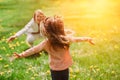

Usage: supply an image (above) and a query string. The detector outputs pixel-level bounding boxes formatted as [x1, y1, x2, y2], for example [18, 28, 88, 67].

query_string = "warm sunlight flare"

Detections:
[60, 0, 118, 17]
[81, 0, 110, 17]
[59, 0, 120, 29]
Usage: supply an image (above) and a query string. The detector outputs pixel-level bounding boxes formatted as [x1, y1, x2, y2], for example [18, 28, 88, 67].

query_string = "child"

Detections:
[11, 16, 94, 80]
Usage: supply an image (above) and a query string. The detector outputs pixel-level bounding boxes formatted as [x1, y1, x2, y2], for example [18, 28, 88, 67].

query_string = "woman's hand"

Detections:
[7, 36, 16, 42]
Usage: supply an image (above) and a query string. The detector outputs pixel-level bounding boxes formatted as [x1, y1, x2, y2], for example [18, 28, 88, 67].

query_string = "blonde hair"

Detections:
[33, 9, 45, 21]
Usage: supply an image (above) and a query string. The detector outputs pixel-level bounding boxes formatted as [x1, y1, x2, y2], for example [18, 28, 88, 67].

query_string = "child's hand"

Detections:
[88, 38, 95, 45]
[10, 52, 21, 62]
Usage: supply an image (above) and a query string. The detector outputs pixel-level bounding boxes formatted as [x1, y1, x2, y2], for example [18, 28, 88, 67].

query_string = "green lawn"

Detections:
[0, 0, 120, 80]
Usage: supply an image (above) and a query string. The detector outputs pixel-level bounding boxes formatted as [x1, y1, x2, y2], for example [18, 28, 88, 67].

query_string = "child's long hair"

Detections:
[44, 16, 70, 50]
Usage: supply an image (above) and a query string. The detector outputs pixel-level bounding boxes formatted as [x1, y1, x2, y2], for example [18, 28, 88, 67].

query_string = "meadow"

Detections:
[0, 0, 120, 80]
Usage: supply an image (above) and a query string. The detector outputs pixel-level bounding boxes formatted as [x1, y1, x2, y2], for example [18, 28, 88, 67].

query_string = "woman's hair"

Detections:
[33, 9, 45, 21]
[44, 16, 70, 50]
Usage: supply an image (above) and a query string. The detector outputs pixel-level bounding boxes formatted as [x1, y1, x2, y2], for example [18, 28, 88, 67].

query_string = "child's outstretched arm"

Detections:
[10, 40, 47, 62]
[70, 37, 95, 45]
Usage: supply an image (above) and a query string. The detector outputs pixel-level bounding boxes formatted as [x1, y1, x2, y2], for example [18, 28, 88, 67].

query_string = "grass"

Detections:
[0, 0, 120, 80]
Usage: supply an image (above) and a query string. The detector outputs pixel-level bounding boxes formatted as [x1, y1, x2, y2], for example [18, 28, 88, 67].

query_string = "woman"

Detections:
[7, 9, 46, 47]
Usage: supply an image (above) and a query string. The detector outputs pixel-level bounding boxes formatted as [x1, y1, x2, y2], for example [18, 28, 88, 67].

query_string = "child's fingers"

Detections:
[89, 40, 95, 45]
[13, 52, 20, 58]
[9, 52, 20, 62]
